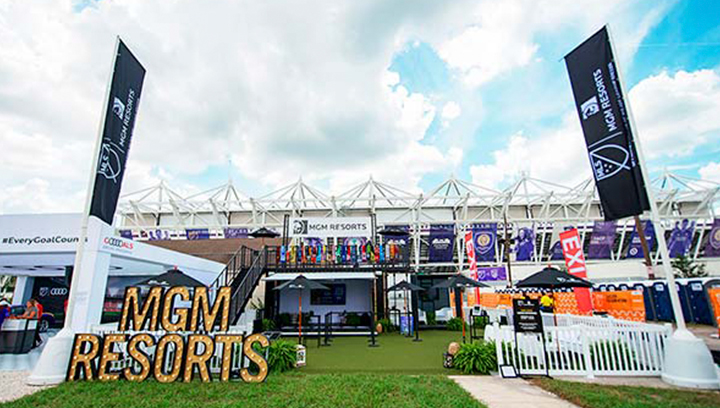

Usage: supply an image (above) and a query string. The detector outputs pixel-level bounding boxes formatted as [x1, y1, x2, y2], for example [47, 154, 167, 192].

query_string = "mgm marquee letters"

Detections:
[67, 286, 269, 383]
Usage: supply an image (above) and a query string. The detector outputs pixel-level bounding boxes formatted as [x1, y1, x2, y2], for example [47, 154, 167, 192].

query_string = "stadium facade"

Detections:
[117, 171, 720, 282]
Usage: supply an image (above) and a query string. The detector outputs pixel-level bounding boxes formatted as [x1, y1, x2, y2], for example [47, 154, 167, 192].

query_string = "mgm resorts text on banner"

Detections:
[89, 39, 146, 225]
[564, 26, 649, 221]
[289, 217, 372, 238]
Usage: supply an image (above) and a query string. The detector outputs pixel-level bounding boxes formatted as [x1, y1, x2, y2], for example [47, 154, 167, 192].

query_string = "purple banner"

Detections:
[119, 230, 134, 240]
[476, 265, 507, 281]
[147, 229, 170, 241]
[428, 229, 454, 262]
[668, 219, 695, 257]
[186, 228, 210, 240]
[703, 218, 720, 258]
[473, 223, 496, 262]
[514, 227, 535, 261]
[626, 220, 656, 258]
[587, 221, 616, 259]
[223, 227, 249, 238]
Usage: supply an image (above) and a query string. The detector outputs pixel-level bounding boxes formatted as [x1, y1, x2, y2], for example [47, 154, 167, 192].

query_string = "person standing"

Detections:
[540, 292, 554, 313]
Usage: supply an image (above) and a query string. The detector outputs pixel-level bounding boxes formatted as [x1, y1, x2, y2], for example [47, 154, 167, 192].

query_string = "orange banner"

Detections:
[592, 290, 646, 322]
[708, 288, 720, 335]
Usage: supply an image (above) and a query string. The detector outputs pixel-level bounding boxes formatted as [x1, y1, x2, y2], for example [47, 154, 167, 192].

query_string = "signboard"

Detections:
[626, 220, 655, 258]
[0, 213, 81, 254]
[464, 231, 477, 274]
[67, 286, 269, 383]
[564, 26, 650, 221]
[668, 219, 696, 257]
[512, 298, 543, 333]
[559, 228, 593, 314]
[514, 226, 535, 261]
[223, 227, 249, 239]
[473, 223, 496, 262]
[587, 221, 616, 259]
[186, 228, 210, 240]
[289, 217, 371, 238]
[89, 39, 146, 225]
[476, 266, 507, 281]
[704, 218, 720, 257]
[428, 229, 455, 262]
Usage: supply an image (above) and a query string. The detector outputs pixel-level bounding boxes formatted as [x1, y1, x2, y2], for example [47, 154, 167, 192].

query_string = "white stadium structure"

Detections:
[117, 171, 720, 281]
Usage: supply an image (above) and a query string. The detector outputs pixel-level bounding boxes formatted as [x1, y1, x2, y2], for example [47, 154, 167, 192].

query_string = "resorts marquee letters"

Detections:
[66, 286, 269, 383]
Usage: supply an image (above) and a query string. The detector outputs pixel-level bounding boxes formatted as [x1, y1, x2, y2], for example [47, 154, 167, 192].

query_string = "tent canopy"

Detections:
[515, 267, 593, 289]
[431, 274, 489, 289]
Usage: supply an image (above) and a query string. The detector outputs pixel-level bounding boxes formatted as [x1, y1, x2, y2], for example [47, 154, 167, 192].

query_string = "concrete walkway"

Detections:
[0, 371, 50, 403]
[450, 376, 580, 408]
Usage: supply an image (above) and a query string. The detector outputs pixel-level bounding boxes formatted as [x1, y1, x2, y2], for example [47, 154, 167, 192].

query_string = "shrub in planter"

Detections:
[426, 311, 437, 325]
[452, 341, 497, 374]
[345, 312, 361, 326]
[262, 318, 276, 331]
[267, 340, 297, 373]
[446, 317, 465, 331]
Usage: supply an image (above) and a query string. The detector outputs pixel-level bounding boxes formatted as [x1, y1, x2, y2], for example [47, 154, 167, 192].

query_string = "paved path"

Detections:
[450, 376, 580, 408]
[0, 371, 50, 403]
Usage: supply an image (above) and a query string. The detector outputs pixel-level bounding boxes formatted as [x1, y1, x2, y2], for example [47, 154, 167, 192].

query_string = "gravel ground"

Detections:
[0, 371, 52, 403]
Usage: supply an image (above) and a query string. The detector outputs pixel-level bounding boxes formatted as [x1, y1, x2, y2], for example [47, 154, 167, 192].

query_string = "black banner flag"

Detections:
[564, 26, 650, 221]
[89, 39, 146, 225]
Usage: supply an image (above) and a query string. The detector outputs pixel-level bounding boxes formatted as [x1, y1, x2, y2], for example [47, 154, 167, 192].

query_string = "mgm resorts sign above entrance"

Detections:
[66, 286, 269, 383]
[289, 217, 372, 238]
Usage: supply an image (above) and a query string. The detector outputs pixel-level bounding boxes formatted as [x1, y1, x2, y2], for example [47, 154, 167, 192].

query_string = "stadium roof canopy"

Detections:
[117, 171, 719, 232]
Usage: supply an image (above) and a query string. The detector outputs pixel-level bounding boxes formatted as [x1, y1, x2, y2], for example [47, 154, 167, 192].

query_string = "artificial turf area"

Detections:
[0, 373, 486, 408]
[298, 329, 467, 374]
[533, 379, 720, 408]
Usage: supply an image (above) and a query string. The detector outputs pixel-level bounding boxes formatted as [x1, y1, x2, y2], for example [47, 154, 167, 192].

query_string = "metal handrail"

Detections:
[229, 247, 267, 323]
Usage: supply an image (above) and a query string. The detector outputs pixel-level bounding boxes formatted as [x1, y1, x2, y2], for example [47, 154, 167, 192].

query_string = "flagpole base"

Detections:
[661, 328, 719, 390]
[26, 328, 75, 386]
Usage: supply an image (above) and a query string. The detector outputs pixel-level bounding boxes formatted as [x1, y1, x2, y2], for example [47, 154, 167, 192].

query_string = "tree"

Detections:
[0, 275, 15, 299]
[671, 255, 707, 278]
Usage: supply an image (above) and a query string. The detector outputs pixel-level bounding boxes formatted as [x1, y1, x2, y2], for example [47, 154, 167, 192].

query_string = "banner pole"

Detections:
[62, 37, 120, 330]
[605, 25, 686, 331]
[633, 215, 655, 280]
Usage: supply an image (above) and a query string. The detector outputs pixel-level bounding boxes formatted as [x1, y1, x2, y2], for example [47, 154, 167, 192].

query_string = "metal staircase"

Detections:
[209, 245, 268, 325]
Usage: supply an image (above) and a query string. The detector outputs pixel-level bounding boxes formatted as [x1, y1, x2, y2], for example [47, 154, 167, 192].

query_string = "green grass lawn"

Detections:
[1, 373, 485, 408]
[533, 379, 720, 408]
[298, 329, 467, 374]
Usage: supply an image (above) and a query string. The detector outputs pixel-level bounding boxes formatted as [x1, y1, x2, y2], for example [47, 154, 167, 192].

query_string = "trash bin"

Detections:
[675, 282, 694, 323]
[295, 344, 306, 367]
[687, 280, 713, 325]
[650, 282, 674, 322]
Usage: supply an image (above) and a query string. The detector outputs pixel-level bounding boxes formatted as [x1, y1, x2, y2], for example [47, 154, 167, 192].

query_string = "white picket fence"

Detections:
[89, 324, 252, 374]
[484, 320, 672, 377]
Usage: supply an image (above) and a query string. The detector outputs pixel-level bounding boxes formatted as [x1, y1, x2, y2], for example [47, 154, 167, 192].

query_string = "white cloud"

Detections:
[469, 115, 590, 189]
[0, 0, 677, 213]
[471, 67, 720, 190]
[441, 101, 461, 128]
[629, 69, 720, 158]
[699, 162, 720, 184]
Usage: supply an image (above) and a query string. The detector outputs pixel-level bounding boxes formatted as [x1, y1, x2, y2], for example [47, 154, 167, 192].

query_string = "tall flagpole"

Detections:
[28, 37, 123, 386]
[63, 37, 121, 329]
[607, 25, 717, 389]
[605, 26, 686, 330]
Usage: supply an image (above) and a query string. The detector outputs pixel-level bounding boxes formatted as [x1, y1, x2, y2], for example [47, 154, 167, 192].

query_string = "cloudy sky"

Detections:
[1, 0, 719, 213]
